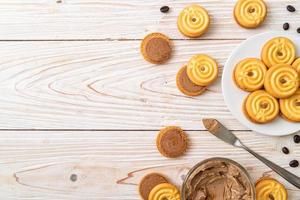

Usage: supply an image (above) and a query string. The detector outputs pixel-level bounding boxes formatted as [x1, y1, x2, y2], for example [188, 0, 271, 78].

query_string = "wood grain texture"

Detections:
[1, 0, 300, 199]
[0, 40, 248, 130]
[0, 130, 299, 199]
[0, 0, 299, 40]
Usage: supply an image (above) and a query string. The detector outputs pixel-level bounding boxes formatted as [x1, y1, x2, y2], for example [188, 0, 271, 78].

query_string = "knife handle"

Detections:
[242, 144, 300, 189]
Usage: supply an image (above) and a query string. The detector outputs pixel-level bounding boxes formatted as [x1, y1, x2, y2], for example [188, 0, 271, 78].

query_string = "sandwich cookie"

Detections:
[234, 58, 267, 92]
[156, 126, 188, 158]
[264, 64, 299, 98]
[261, 37, 296, 68]
[177, 5, 210, 38]
[141, 33, 172, 64]
[234, 0, 267, 29]
[139, 173, 168, 200]
[186, 54, 219, 86]
[244, 90, 279, 124]
[176, 65, 206, 96]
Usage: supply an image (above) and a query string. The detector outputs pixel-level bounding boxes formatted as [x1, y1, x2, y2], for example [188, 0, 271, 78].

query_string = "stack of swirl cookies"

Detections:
[234, 37, 300, 124]
[176, 55, 218, 96]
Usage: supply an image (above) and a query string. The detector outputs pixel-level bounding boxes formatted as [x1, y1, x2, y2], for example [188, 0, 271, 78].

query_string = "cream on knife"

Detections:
[202, 118, 300, 189]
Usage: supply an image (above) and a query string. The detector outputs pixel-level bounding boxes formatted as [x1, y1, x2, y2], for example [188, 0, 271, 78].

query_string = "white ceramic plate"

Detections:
[222, 32, 300, 136]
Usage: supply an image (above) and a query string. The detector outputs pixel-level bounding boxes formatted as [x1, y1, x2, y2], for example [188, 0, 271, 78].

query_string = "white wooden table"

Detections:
[0, 0, 299, 199]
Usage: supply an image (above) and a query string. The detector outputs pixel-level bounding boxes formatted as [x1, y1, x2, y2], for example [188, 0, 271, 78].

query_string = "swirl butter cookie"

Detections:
[234, 58, 267, 91]
[186, 54, 218, 86]
[264, 64, 299, 98]
[261, 37, 296, 68]
[177, 5, 210, 38]
[244, 90, 279, 124]
[139, 173, 168, 200]
[234, 0, 267, 29]
[176, 65, 206, 96]
[292, 57, 300, 84]
[256, 178, 287, 200]
[141, 33, 172, 64]
[156, 126, 188, 158]
[148, 183, 180, 200]
[280, 89, 300, 122]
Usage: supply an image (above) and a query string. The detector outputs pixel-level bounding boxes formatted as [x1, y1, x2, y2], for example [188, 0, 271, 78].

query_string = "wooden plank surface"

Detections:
[0, 130, 299, 199]
[0, 40, 246, 130]
[1, 0, 300, 199]
[0, 0, 299, 40]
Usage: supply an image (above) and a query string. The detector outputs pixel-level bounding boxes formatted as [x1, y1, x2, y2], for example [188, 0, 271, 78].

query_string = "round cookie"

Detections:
[264, 64, 299, 98]
[141, 33, 172, 64]
[256, 178, 287, 200]
[244, 90, 279, 124]
[148, 183, 180, 200]
[292, 57, 300, 84]
[234, 0, 267, 29]
[139, 173, 168, 200]
[261, 37, 296, 68]
[280, 89, 300, 122]
[176, 65, 206, 96]
[156, 126, 188, 158]
[177, 5, 210, 38]
[186, 54, 219, 86]
[234, 58, 267, 92]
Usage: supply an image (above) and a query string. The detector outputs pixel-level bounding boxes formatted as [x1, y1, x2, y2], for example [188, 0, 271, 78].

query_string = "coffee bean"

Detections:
[294, 135, 300, 143]
[282, 147, 289, 154]
[297, 27, 300, 34]
[287, 5, 296, 12]
[70, 174, 77, 182]
[283, 23, 290, 30]
[289, 160, 299, 168]
[160, 6, 169, 13]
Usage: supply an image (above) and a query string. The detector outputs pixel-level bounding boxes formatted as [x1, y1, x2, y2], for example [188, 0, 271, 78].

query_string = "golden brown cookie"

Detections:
[141, 33, 172, 64]
[256, 178, 287, 200]
[292, 57, 300, 84]
[156, 126, 188, 158]
[280, 89, 300, 122]
[186, 54, 219, 86]
[264, 64, 299, 98]
[138, 173, 168, 200]
[177, 5, 210, 38]
[148, 183, 180, 200]
[261, 37, 296, 68]
[234, 58, 267, 92]
[244, 90, 279, 124]
[234, 0, 267, 29]
[176, 65, 206, 96]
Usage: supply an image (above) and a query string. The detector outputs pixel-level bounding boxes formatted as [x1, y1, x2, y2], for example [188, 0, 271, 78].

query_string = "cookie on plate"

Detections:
[186, 54, 218, 86]
[139, 173, 168, 200]
[177, 5, 210, 38]
[256, 178, 287, 200]
[234, 58, 267, 92]
[148, 183, 180, 200]
[264, 64, 299, 98]
[261, 37, 296, 68]
[244, 90, 279, 124]
[234, 0, 267, 29]
[176, 65, 206, 96]
[156, 126, 188, 158]
[141, 33, 172, 64]
[292, 57, 300, 84]
[280, 89, 300, 122]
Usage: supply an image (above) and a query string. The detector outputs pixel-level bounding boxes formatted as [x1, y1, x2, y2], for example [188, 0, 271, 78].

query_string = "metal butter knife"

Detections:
[202, 118, 300, 189]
